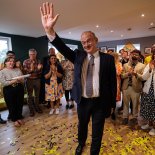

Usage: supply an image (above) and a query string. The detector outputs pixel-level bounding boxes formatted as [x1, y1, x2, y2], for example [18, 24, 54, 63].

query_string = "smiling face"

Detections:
[130, 51, 140, 62]
[81, 31, 98, 54]
[29, 50, 37, 60]
[5, 58, 16, 69]
[48, 48, 55, 56]
[49, 55, 57, 65]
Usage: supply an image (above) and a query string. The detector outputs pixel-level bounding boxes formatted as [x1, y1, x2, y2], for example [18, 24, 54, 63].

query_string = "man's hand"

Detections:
[30, 63, 35, 71]
[40, 2, 59, 36]
[37, 64, 43, 70]
[128, 67, 134, 76]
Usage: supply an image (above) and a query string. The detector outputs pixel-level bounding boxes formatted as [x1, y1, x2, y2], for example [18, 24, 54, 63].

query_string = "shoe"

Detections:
[14, 121, 21, 127]
[66, 104, 69, 109]
[30, 111, 35, 117]
[49, 109, 54, 115]
[122, 118, 128, 125]
[17, 120, 25, 125]
[55, 108, 59, 115]
[0, 117, 7, 124]
[129, 118, 137, 126]
[141, 124, 153, 130]
[69, 104, 74, 109]
[75, 144, 84, 155]
[149, 128, 155, 136]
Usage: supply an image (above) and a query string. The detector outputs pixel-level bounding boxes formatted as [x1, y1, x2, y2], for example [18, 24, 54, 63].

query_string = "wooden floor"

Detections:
[0, 97, 155, 155]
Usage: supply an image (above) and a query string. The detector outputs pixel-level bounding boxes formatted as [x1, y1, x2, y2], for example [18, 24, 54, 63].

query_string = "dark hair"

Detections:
[6, 51, 15, 55]
[107, 49, 114, 53]
[151, 50, 155, 61]
[131, 49, 141, 55]
[4, 57, 16, 68]
[49, 54, 57, 65]
[119, 49, 128, 54]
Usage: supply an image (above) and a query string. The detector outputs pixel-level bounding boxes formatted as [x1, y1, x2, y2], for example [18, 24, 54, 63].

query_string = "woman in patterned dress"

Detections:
[61, 58, 74, 109]
[44, 55, 63, 115]
[140, 50, 155, 136]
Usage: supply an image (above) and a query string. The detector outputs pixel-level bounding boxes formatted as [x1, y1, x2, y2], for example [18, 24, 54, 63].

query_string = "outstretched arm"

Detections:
[40, 2, 59, 36]
[40, 2, 76, 63]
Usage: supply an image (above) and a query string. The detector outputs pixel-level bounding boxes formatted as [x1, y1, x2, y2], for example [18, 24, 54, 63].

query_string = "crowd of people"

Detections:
[0, 2, 155, 155]
[109, 45, 155, 137]
[0, 47, 75, 126]
[39, 2, 155, 155]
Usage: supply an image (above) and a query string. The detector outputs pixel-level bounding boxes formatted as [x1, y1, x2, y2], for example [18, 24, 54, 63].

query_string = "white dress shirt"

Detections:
[46, 33, 100, 98]
[81, 51, 100, 98]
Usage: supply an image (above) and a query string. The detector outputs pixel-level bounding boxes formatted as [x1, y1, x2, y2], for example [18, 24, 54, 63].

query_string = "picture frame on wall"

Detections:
[100, 46, 107, 53]
[144, 47, 151, 54]
[108, 47, 115, 52]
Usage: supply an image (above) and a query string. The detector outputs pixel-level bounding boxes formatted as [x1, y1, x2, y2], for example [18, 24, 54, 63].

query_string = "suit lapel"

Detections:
[99, 52, 104, 86]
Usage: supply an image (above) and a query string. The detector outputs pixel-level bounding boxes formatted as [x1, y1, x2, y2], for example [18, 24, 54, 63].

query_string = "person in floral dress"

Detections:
[61, 58, 74, 109]
[44, 54, 64, 115]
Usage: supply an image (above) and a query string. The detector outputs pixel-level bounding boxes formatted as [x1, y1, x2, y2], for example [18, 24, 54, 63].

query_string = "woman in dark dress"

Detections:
[140, 50, 155, 136]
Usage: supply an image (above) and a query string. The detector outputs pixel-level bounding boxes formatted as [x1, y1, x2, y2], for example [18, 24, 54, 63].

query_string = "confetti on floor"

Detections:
[0, 103, 155, 155]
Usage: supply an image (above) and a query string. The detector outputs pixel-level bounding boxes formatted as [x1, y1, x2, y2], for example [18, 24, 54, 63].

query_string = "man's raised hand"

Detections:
[40, 2, 59, 35]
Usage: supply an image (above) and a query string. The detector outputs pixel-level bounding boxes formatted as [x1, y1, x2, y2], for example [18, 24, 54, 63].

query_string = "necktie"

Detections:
[86, 55, 94, 97]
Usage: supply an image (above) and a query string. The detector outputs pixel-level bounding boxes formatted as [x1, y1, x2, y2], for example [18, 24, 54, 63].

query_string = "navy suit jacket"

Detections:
[51, 34, 117, 118]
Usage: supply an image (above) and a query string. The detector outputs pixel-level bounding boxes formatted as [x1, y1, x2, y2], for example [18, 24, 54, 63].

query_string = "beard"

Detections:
[132, 56, 138, 61]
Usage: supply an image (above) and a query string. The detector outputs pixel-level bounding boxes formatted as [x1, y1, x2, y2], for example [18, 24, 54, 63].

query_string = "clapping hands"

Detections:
[37, 63, 43, 70]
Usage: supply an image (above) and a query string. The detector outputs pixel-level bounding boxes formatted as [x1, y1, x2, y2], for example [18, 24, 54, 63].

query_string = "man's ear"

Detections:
[95, 37, 98, 43]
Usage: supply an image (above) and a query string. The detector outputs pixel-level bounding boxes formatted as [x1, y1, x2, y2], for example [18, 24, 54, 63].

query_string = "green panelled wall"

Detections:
[0, 32, 82, 63]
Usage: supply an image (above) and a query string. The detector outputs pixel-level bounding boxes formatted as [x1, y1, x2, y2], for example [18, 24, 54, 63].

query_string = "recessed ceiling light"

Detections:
[121, 34, 124, 37]
[69, 32, 72, 34]
[150, 22, 154, 26]
[127, 28, 132, 31]
[96, 25, 99, 28]
[110, 30, 114, 33]
[141, 13, 145, 17]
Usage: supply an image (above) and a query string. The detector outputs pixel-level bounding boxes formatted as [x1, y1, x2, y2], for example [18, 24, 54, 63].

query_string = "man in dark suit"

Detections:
[40, 2, 117, 155]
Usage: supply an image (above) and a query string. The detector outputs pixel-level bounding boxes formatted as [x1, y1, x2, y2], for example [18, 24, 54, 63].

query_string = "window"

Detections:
[66, 44, 78, 50]
[0, 36, 12, 63]
[48, 43, 78, 54]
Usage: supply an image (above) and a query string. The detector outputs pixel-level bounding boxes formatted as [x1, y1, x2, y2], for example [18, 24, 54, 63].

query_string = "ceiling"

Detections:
[0, 0, 155, 42]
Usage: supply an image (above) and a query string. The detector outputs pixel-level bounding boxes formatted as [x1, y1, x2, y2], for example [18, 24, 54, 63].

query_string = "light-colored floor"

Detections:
[0, 97, 155, 155]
